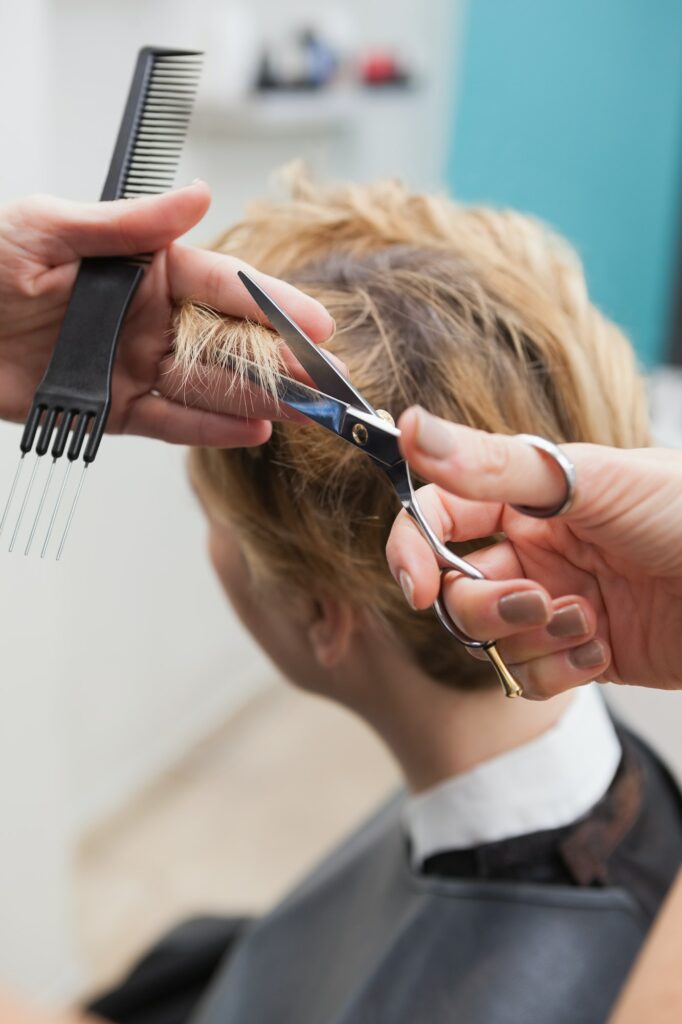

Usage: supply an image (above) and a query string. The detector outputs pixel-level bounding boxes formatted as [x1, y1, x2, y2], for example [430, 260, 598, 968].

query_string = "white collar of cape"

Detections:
[404, 683, 621, 869]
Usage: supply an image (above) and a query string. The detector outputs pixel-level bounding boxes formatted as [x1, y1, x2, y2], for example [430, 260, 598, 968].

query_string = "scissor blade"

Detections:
[233, 357, 402, 468]
[276, 374, 348, 435]
[234, 356, 348, 435]
[237, 270, 376, 415]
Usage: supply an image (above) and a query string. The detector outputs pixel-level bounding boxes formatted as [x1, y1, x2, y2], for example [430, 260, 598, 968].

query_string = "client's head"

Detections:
[177, 173, 648, 716]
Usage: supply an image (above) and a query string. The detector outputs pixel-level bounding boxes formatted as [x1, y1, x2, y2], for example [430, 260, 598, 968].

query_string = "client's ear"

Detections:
[308, 597, 355, 669]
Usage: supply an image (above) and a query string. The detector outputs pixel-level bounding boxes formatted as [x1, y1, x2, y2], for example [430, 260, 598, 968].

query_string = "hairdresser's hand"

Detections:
[0, 185, 333, 447]
[0, 989, 99, 1024]
[386, 407, 682, 699]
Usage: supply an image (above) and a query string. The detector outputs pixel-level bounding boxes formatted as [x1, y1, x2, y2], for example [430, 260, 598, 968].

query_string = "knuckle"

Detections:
[115, 206, 139, 254]
[6, 266, 35, 299]
[17, 192, 52, 217]
[478, 434, 512, 478]
[416, 482, 440, 501]
[518, 659, 546, 699]
[205, 257, 226, 307]
[443, 577, 475, 636]
[413, 482, 441, 515]
[386, 509, 426, 563]
[414, 482, 455, 537]
[27, 194, 72, 238]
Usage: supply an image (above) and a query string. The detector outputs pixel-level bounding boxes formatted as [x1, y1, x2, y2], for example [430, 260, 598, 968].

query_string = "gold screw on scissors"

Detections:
[237, 272, 576, 699]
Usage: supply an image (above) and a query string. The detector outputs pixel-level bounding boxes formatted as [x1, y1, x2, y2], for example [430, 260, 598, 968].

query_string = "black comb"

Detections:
[1, 46, 203, 559]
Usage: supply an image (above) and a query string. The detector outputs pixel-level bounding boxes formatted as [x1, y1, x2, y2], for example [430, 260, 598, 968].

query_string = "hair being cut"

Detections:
[175, 171, 649, 690]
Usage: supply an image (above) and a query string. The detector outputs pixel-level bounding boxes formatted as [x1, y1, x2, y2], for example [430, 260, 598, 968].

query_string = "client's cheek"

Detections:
[206, 527, 274, 643]
[205, 525, 315, 684]
[207, 528, 230, 586]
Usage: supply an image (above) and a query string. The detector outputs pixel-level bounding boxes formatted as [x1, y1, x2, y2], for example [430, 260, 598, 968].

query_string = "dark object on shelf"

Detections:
[255, 28, 338, 92]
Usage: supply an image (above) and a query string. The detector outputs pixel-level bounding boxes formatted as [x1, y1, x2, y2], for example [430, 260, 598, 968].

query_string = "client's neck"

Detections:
[338, 627, 573, 794]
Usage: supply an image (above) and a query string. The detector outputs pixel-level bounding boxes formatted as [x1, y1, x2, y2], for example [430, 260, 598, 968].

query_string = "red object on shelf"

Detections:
[360, 50, 400, 85]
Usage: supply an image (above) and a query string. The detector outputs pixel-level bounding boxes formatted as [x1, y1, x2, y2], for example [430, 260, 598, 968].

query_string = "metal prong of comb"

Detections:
[24, 458, 56, 556]
[56, 463, 88, 561]
[9, 455, 40, 553]
[22, 406, 64, 554]
[3, 398, 45, 539]
[0, 453, 26, 535]
[41, 460, 72, 559]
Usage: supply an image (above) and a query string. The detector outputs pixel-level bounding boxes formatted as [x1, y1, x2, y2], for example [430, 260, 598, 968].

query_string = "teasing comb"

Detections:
[1, 46, 203, 559]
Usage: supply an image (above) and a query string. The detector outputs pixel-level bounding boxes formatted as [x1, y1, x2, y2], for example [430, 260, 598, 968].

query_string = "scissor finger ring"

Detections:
[510, 434, 576, 519]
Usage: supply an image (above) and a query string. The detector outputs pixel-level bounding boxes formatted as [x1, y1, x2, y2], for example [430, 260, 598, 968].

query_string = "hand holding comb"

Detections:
[1, 46, 203, 559]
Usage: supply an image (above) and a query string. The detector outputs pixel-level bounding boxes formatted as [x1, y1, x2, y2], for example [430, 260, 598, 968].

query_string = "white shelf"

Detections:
[193, 86, 419, 138]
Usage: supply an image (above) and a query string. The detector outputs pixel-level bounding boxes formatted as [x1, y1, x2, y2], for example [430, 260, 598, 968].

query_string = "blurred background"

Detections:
[0, 0, 681, 1006]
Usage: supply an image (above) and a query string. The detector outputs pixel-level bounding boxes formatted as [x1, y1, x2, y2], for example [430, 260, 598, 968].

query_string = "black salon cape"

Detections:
[91, 728, 682, 1024]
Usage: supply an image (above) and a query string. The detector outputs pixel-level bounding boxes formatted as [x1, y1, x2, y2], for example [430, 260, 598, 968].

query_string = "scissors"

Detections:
[238, 270, 524, 698]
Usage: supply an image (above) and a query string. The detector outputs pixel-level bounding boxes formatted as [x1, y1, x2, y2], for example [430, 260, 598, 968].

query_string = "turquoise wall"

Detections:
[448, 0, 682, 365]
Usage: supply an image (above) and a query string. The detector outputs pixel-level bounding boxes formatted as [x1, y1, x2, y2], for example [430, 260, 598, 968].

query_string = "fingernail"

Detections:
[569, 639, 606, 670]
[547, 604, 588, 638]
[399, 570, 416, 609]
[498, 591, 548, 626]
[414, 408, 455, 460]
[191, 177, 205, 185]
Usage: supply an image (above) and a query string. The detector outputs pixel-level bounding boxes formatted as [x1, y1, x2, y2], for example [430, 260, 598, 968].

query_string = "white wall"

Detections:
[0, 0, 84, 1000]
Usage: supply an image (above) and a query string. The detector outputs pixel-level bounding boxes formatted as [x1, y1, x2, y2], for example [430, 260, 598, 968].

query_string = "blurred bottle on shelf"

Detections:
[256, 27, 339, 92]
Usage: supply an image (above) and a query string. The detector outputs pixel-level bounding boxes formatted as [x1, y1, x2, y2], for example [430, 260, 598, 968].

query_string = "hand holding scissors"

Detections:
[387, 408, 682, 699]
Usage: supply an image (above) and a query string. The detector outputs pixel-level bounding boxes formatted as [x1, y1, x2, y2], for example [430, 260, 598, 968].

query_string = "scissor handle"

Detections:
[432, 584, 523, 698]
[404, 492, 523, 699]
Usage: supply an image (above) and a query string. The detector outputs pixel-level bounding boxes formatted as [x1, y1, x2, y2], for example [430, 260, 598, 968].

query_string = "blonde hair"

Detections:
[175, 173, 649, 689]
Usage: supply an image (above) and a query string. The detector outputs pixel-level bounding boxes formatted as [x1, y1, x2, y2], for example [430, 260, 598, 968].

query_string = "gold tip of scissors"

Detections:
[485, 643, 524, 698]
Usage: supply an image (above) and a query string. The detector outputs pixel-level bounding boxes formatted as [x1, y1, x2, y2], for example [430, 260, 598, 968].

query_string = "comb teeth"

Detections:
[121, 52, 202, 199]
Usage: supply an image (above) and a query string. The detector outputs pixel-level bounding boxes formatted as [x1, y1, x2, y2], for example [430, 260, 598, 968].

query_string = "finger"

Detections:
[0, 989, 101, 1023]
[157, 356, 311, 424]
[440, 574, 553, 642]
[458, 537, 526, 581]
[125, 393, 272, 447]
[158, 357, 282, 421]
[391, 523, 530, 612]
[513, 638, 611, 701]
[398, 406, 572, 511]
[168, 246, 335, 344]
[27, 182, 212, 262]
[385, 483, 506, 608]
[386, 511, 440, 607]
[468, 596, 596, 663]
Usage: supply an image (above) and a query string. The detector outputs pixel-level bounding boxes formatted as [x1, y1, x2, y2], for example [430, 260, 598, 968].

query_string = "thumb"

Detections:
[398, 406, 627, 518]
[21, 181, 211, 263]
